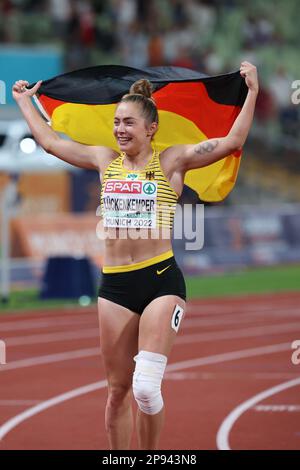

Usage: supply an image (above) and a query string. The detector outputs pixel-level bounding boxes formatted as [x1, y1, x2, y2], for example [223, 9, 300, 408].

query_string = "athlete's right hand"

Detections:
[12, 80, 42, 101]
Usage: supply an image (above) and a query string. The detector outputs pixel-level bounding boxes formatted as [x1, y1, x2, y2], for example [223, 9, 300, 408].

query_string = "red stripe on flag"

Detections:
[153, 82, 241, 140]
[39, 95, 65, 117]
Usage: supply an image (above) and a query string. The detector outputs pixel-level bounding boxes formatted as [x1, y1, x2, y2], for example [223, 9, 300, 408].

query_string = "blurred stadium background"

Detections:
[0, 0, 300, 311]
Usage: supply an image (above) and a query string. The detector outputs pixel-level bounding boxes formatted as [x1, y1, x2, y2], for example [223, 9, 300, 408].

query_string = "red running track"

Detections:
[0, 291, 300, 450]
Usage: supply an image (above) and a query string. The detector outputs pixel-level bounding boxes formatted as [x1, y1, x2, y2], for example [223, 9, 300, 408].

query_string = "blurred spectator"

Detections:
[119, 20, 149, 68]
[163, 22, 196, 64]
[112, 0, 137, 31]
[242, 13, 275, 48]
[201, 46, 224, 74]
[49, 0, 71, 41]
[0, 0, 299, 157]
[185, 0, 216, 36]
[148, 30, 164, 67]
[0, 0, 13, 14]
[269, 66, 299, 137]
[255, 86, 275, 123]
[171, 46, 197, 70]
[77, 0, 96, 47]
[136, 0, 153, 23]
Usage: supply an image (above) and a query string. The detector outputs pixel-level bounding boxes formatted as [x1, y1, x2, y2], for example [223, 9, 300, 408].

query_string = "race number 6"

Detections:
[171, 305, 184, 333]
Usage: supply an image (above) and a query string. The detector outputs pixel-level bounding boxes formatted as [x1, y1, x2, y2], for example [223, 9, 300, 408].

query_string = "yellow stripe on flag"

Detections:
[52, 102, 240, 201]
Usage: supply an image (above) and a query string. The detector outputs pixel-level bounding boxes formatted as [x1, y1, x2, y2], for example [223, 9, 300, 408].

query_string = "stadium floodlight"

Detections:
[0, 119, 78, 173]
[19, 137, 37, 154]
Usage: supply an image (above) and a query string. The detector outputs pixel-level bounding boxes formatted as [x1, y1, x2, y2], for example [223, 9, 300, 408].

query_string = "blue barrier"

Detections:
[40, 256, 95, 299]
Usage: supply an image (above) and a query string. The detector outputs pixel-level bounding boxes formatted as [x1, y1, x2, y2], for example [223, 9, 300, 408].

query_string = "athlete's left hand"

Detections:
[240, 61, 259, 94]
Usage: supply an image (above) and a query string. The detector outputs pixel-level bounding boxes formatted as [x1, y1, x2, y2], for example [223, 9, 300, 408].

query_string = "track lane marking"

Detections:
[0, 348, 100, 372]
[216, 377, 300, 450]
[3, 321, 300, 349]
[0, 341, 293, 442]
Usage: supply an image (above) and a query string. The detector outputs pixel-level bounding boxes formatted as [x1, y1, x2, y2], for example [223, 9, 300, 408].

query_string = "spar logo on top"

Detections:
[104, 180, 157, 196]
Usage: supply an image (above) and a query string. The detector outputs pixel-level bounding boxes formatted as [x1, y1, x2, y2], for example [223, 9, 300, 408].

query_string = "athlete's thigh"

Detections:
[98, 298, 140, 383]
[138, 295, 186, 357]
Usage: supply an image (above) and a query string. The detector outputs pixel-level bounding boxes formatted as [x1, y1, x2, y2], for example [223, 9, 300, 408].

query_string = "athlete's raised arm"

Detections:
[165, 62, 259, 172]
[12, 80, 116, 170]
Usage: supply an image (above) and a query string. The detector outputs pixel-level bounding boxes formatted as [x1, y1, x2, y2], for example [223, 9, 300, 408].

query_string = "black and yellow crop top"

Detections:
[100, 149, 178, 230]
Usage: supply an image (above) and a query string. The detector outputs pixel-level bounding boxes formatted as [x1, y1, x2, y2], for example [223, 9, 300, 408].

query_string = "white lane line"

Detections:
[2, 305, 297, 343]
[0, 316, 94, 332]
[0, 348, 100, 372]
[4, 319, 300, 349]
[176, 322, 300, 344]
[254, 404, 300, 412]
[1, 297, 298, 330]
[186, 300, 300, 315]
[1, 323, 296, 372]
[0, 381, 107, 441]
[216, 377, 300, 450]
[5, 328, 99, 346]
[166, 342, 291, 372]
[186, 307, 300, 320]
[0, 341, 292, 442]
[1, 301, 298, 346]
[165, 372, 299, 381]
[183, 309, 300, 328]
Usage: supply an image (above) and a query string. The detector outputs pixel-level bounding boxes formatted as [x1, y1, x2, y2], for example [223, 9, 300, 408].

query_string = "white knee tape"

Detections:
[132, 350, 167, 415]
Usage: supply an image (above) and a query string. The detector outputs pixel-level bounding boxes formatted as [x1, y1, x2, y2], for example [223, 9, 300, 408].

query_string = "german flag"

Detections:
[34, 65, 247, 201]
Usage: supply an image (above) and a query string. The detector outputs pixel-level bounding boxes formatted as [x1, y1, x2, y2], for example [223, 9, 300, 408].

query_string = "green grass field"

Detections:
[186, 264, 300, 298]
[0, 290, 82, 314]
[1, 264, 299, 314]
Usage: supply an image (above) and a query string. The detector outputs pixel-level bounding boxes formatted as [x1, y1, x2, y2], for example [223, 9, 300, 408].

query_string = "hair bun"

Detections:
[129, 79, 153, 98]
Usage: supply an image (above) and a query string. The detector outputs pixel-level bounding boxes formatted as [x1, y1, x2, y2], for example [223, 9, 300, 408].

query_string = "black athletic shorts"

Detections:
[98, 256, 186, 315]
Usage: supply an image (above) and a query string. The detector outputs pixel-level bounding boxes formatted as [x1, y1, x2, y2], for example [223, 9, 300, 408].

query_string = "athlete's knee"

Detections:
[132, 350, 167, 415]
[108, 381, 132, 409]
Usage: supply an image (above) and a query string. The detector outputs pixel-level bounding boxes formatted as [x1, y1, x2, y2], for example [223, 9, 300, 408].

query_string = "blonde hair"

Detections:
[120, 79, 159, 125]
